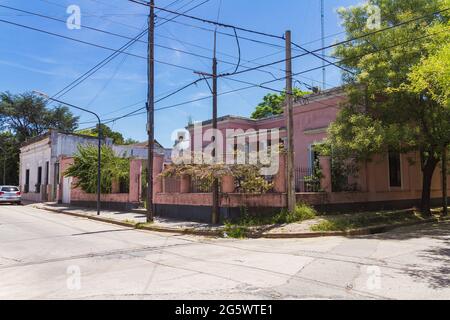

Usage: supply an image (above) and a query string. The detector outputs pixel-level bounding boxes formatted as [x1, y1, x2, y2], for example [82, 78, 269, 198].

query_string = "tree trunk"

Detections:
[442, 147, 448, 216]
[421, 156, 439, 215]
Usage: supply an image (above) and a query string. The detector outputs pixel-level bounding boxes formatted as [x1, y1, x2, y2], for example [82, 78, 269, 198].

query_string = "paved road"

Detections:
[0, 205, 449, 300]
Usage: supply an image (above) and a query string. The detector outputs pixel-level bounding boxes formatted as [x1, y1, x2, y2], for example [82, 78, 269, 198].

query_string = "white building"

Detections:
[19, 130, 113, 202]
[19, 130, 170, 203]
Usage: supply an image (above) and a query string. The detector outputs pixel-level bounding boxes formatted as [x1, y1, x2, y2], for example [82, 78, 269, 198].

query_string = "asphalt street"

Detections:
[0, 204, 449, 299]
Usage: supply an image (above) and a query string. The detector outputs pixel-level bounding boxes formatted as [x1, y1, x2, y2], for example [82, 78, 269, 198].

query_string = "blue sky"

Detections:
[0, 0, 360, 147]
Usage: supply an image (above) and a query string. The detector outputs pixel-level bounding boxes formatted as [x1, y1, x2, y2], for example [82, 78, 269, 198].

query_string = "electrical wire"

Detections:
[128, 0, 285, 40]
[79, 26, 447, 126]
[50, 0, 212, 99]
[0, 4, 250, 71]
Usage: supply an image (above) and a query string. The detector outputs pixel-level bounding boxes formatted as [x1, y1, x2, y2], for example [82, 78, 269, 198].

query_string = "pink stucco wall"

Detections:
[165, 87, 450, 209]
[154, 193, 287, 208]
[188, 91, 343, 169]
[316, 152, 450, 206]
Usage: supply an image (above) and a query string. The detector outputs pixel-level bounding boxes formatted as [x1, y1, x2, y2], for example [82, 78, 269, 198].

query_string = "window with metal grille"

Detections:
[388, 151, 402, 187]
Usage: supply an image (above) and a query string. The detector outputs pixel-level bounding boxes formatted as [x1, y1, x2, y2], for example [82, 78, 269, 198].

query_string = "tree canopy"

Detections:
[0, 92, 78, 141]
[251, 88, 310, 119]
[77, 124, 139, 145]
[323, 0, 450, 213]
[0, 91, 79, 185]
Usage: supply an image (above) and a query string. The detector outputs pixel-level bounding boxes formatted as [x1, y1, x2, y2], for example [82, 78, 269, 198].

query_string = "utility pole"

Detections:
[146, 0, 155, 223]
[285, 30, 296, 213]
[321, 0, 326, 90]
[211, 30, 220, 225]
[97, 124, 102, 216]
[193, 32, 220, 224]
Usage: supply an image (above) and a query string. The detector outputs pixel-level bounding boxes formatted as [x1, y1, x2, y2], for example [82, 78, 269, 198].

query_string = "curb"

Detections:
[32, 205, 223, 237]
[259, 216, 450, 239]
[32, 205, 449, 239]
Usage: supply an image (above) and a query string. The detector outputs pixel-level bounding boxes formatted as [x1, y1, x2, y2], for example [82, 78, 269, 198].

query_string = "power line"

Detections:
[2, 5, 444, 87]
[37, 0, 144, 32]
[129, 0, 286, 40]
[0, 3, 362, 81]
[52, 28, 149, 100]
[0, 4, 253, 71]
[155, 13, 350, 76]
[87, 27, 447, 125]
[150, 5, 450, 79]
[214, 7, 450, 80]
[0, 15, 288, 93]
[41, 0, 212, 100]
[4, 4, 446, 125]
[52, 0, 211, 99]
[290, 40, 355, 76]
[153, 14, 289, 50]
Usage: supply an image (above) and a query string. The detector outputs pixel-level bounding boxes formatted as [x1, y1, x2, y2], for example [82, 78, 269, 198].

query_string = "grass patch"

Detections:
[310, 210, 431, 232]
[273, 203, 317, 224]
[123, 219, 137, 225]
[223, 222, 249, 239]
[122, 220, 154, 229]
[223, 203, 317, 238]
[136, 222, 154, 229]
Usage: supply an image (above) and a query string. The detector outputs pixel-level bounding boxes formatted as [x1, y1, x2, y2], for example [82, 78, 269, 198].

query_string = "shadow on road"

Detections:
[357, 221, 450, 290]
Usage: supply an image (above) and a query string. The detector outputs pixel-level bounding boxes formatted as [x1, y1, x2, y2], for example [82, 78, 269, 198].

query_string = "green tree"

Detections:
[251, 88, 310, 119]
[77, 124, 137, 145]
[64, 145, 129, 194]
[0, 92, 79, 141]
[0, 132, 20, 185]
[405, 28, 450, 214]
[324, 0, 450, 214]
[0, 91, 79, 185]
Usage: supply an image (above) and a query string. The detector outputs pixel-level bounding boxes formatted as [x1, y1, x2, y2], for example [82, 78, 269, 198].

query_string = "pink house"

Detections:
[153, 87, 450, 222]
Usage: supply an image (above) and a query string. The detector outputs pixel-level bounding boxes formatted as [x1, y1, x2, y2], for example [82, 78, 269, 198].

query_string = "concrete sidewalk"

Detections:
[30, 202, 450, 239]
[31, 202, 224, 236]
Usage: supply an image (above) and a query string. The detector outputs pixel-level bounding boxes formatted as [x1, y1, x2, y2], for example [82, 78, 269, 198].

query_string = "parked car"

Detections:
[0, 186, 22, 205]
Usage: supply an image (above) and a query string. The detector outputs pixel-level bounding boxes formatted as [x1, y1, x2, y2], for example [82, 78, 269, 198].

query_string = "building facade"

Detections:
[19, 130, 168, 204]
[153, 87, 450, 222]
[19, 131, 113, 202]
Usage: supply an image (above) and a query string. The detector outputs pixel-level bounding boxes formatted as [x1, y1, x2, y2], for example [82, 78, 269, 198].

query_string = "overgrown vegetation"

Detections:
[223, 203, 317, 238]
[0, 92, 79, 184]
[251, 88, 311, 119]
[64, 145, 129, 194]
[77, 123, 138, 145]
[275, 203, 317, 224]
[310, 210, 431, 232]
[162, 162, 273, 194]
[321, 0, 450, 214]
[331, 158, 359, 192]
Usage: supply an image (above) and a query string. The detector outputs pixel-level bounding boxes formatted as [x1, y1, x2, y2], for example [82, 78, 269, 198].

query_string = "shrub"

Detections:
[161, 162, 273, 194]
[224, 222, 249, 238]
[64, 145, 129, 194]
[274, 203, 317, 224]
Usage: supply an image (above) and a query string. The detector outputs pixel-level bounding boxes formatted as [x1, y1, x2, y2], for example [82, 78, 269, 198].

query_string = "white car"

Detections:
[0, 186, 22, 205]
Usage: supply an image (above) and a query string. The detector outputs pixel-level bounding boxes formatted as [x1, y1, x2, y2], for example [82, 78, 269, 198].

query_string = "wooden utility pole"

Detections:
[211, 30, 220, 225]
[285, 30, 296, 213]
[146, 0, 155, 223]
[443, 147, 448, 216]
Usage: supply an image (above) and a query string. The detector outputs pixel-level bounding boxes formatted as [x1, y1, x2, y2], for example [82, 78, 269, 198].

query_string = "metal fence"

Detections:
[234, 175, 275, 194]
[190, 177, 214, 193]
[163, 177, 181, 193]
[295, 167, 320, 193]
